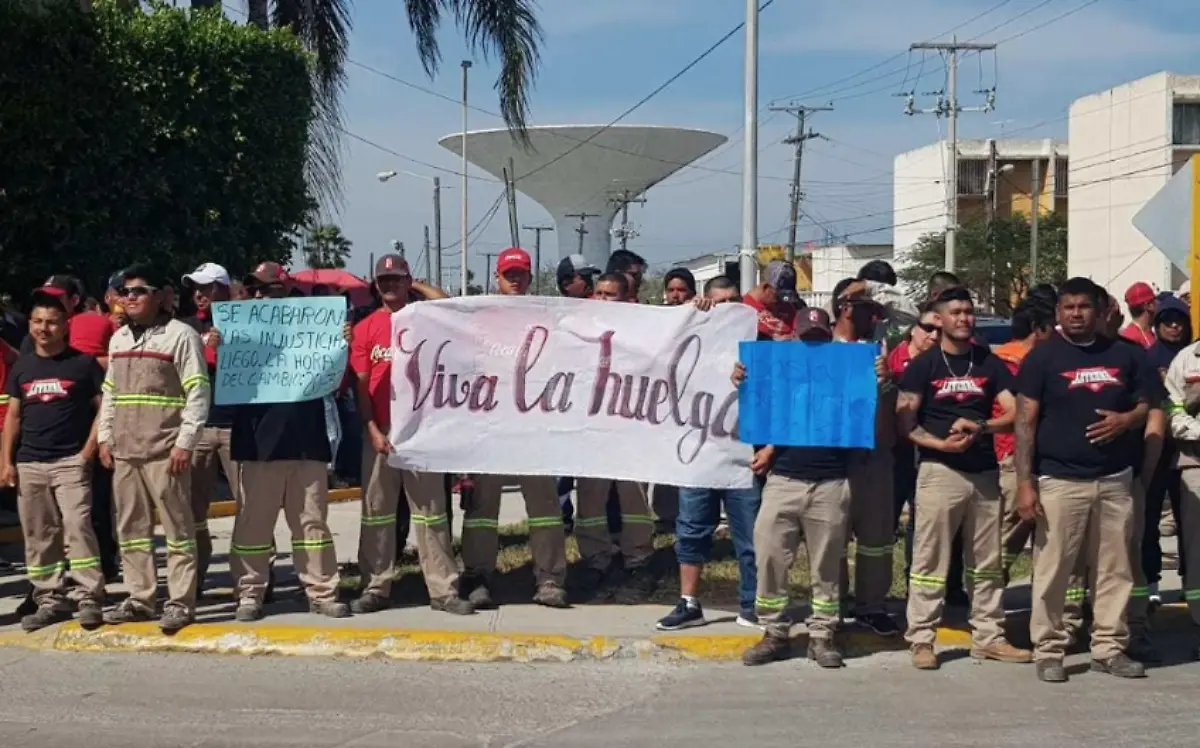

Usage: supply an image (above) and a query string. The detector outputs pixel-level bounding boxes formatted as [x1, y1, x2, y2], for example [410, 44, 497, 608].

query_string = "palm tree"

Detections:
[301, 224, 353, 269]
[203, 0, 542, 208]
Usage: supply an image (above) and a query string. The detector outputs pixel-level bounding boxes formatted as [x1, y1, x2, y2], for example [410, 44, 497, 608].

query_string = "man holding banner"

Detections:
[349, 255, 473, 616]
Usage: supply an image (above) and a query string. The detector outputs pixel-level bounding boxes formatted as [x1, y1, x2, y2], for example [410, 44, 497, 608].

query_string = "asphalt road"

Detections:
[1, 646, 1198, 747]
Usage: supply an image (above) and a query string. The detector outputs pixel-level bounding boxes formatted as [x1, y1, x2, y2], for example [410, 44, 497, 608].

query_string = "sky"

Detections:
[294, 0, 1200, 286]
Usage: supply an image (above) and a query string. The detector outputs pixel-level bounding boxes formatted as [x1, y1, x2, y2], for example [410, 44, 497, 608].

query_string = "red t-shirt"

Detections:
[69, 312, 117, 358]
[350, 307, 394, 429]
[887, 343, 914, 380]
[1119, 322, 1155, 349]
[743, 294, 797, 339]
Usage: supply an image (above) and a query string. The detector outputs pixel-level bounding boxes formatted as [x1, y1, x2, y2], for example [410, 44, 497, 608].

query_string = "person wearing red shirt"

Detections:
[743, 261, 800, 340]
[349, 255, 472, 616]
[1120, 282, 1158, 349]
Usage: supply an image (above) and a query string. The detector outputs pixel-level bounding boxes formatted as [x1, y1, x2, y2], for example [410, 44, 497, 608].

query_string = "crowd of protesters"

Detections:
[0, 249, 1197, 685]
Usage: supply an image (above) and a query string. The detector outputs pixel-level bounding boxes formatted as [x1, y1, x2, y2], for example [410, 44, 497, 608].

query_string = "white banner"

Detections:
[388, 296, 757, 489]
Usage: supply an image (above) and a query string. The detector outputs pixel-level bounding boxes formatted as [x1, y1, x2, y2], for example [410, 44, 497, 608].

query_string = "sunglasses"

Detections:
[917, 322, 940, 334]
[120, 285, 156, 298]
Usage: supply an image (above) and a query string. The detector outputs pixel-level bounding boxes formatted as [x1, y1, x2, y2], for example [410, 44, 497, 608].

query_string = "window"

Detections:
[957, 160, 987, 196]
[1054, 157, 1068, 197]
[1173, 102, 1200, 145]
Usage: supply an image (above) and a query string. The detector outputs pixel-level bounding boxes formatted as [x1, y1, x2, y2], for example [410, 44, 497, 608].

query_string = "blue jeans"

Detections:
[675, 485, 761, 615]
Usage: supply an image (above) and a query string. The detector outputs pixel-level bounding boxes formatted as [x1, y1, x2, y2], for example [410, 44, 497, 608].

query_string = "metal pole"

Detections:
[1030, 156, 1041, 284]
[786, 110, 806, 263]
[432, 176, 443, 288]
[738, 0, 758, 294]
[524, 225, 553, 295]
[422, 226, 431, 280]
[460, 60, 472, 296]
[946, 46, 958, 273]
[484, 253, 496, 294]
[506, 158, 520, 247]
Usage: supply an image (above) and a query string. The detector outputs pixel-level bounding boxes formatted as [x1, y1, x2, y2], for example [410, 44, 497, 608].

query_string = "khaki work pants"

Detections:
[905, 462, 1005, 648]
[841, 448, 894, 614]
[1031, 471, 1134, 662]
[1175, 468, 1200, 624]
[233, 460, 338, 605]
[462, 474, 566, 587]
[17, 454, 105, 605]
[753, 474, 849, 640]
[189, 426, 240, 584]
[575, 479, 653, 572]
[114, 457, 197, 612]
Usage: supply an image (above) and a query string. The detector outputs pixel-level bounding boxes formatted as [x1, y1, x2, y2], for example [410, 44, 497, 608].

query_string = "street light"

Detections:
[376, 169, 447, 286]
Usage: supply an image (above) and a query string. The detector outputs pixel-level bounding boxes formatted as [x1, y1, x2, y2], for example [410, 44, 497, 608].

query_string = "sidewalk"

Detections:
[0, 491, 1191, 663]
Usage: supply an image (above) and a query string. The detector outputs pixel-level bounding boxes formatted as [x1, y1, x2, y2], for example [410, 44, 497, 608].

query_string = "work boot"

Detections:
[21, 604, 72, 633]
[970, 639, 1033, 664]
[77, 599, 104, 630]
[532, 582, 570, 609]
[1090, 652, 1147, 679]
[464, 577, 496, 610]
[910, 644, 939, 670]
[235, 601, 264, 622]
[350, 592, 393, 615]
[309, 600, 351, 619]
[858, 612, 900, 637]
[431, 596, 476, 615]
[1036, 659, 1067, 683]
[612, 567, 657, 605]
[742, 632, 791, 666]
[807, 637, 844, 669]
[1127, 631, 1162, 664]
[159, 605, 194, 634]
[103, 599, 155, 625]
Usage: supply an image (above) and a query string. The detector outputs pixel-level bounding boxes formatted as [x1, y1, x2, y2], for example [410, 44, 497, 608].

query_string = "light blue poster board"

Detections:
[211, 298, 348, 406]
[737, 341, 878, 449]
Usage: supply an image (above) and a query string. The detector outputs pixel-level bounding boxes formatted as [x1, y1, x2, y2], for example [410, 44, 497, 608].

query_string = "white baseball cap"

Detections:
[182, 262, 231, 288]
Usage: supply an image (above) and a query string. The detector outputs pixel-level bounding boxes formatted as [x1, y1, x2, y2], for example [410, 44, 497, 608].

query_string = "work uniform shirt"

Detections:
[900, 344, 1012, 474]
[6, 348, 103, 463]
[350, 307, 394, 430]
[1016, 333, 1161, 480]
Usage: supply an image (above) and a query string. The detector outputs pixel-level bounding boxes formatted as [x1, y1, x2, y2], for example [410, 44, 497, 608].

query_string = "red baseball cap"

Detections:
[1125, 282, 1155, 307]
[496, 247, 532, 274]
[245, 261, 290, 286]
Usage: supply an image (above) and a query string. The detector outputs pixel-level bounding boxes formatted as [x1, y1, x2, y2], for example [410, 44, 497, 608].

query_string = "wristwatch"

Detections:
[975, 417, 989, 434]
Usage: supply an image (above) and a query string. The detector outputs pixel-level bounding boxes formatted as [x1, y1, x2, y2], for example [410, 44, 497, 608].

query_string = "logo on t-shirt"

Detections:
[931, 376, 988, 402]
[22, 379, 72, 402]
[369, 345, 392, 363]
[1061, 367, 1123, 392]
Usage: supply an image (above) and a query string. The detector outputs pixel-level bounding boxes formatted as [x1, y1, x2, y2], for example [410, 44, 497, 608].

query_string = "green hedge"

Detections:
[0, 0, 313, 300]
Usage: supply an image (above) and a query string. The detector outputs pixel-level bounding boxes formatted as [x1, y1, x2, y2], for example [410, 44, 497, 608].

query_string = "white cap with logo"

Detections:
[182, 262, 232, 288]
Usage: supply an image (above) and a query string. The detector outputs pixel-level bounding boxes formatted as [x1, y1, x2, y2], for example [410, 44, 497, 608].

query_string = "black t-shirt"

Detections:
[900, 344, 1013, 473]
[231, 398, 332, 463]
[1016, 333, 1162, 479]
[5, 348, 103, 463]
[771, 446, 850, 482]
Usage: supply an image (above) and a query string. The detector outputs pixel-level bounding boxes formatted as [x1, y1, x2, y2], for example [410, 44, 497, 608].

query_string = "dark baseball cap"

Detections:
[374, 254, 411, 279]
[44, 274, 84, 299]
[557, 254, 600, 286]
[795, 307, 832, 340]
[765, 260, 799, 304]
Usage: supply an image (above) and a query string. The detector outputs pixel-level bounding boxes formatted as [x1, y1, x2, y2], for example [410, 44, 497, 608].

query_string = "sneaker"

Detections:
[1090, 652, 1147, 678]
[21, 604, 71, 633]
[103, 600, 155, 625]
[235, 601, 264, 622]
[612, 567, 657, 605]
[970, 640, 1033, 664]
[159, 605, 194, 634]
[77, 600, 104, 630]
[532, 582, 570, 609]
[742, 633, 791, 666]
[1036, 659, 1067, 683]
[1128, 631, 1162, 664]
[808, 637, 844, 669]
[911, 643, 939, 670]
[431, 596, 476, 615]
[736, 612, 762, 629]
[309, 600, 351, 619]
[858, 612, 900, 637]
[656, 599, 705, 631]
[350, 592, 392, 615]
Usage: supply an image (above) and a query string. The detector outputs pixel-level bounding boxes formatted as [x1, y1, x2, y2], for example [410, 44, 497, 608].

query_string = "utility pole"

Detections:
[907, 38, 996, 273]
[770, 102, 832, 262]
[459, 60, 472, 297]
[483, 252, 498, 293]
[432, 176, 443, 288]
[739, 0, 759, 295]
[609, 190, 646, 252]
[505, 157, 520, 247]
[1031, 155, 1042, 284]
[422, 225, 431, 281]
[523, 225, 554, 294]
[565, 212, 598, 255]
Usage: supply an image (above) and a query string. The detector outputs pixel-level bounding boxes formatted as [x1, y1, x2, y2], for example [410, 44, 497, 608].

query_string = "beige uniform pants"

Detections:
[753, 474, 849, 640]
[1031, 471, 1134, 662]
[905, 462, 1005, 648]
[841, 448, 895, 614]
[17, 454, 105, 605]
[189, 426, 239, 583]
[114, 457, 197, 612]
[1175, 468, 1200, 624]
[575, 479, 654, 572]
[232, 460, 338, 605]
[462, 474, 566, 587]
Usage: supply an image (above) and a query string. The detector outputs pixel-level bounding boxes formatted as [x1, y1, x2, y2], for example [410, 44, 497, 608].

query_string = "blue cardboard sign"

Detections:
[737, 340, 878, 449]
[211, 298, 348, 406]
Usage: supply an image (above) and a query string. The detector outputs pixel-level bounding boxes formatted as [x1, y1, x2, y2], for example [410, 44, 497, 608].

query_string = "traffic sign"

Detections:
[1132, 154, 1200, 338]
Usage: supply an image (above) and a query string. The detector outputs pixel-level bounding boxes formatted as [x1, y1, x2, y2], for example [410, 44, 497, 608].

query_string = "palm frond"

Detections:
[404, 0, 443, 77]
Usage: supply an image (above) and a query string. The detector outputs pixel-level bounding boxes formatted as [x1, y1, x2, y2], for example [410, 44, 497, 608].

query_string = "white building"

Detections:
[893, 138, 1068, 277]
[1068, 72, 1200, 293]
[679, 252, 740, 289]
[808, 243, 893, 293]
